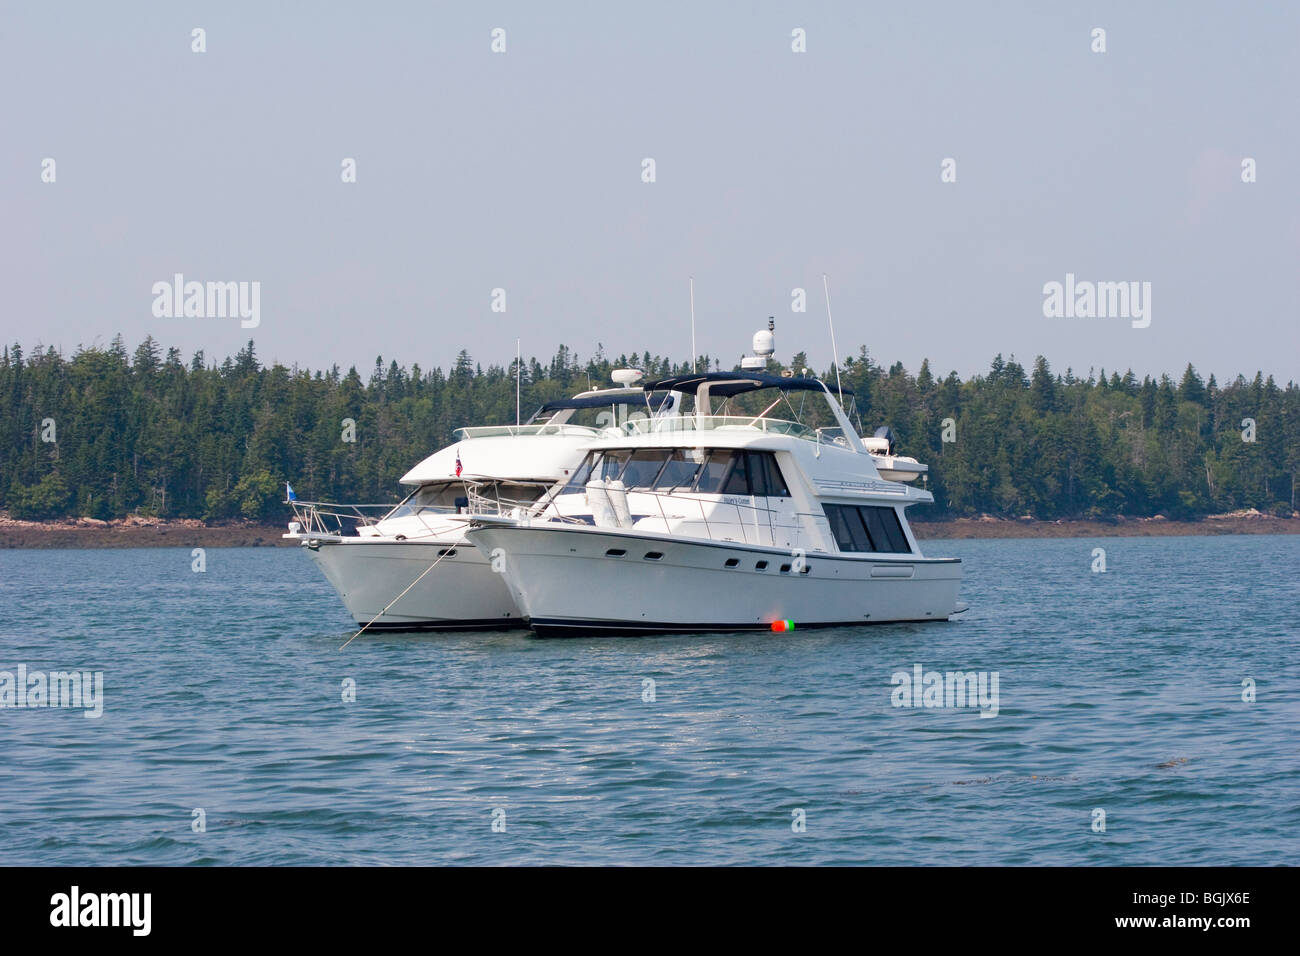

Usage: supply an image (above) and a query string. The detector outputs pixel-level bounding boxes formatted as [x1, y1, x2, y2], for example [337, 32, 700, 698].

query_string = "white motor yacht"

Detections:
[284, 380, 677, 630]
[466, 333, 963, 636]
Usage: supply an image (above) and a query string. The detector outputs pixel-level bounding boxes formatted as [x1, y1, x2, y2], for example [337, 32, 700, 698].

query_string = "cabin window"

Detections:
[862, 505, 910, 553]
[721, 453, 753, 495]
[747, 452, 790, 497]
[693, 450, 738, 494]
[574, 448, 790, 497]
[823, 504, 912, 554]
[599, 450, 632, 482]
[655, 450, 702, 490]
[696, 450, 790, 497]
[826, 503, 868, 552]
[847, 506, 875, 552]
[475, 481, 548, 507]
[564, 453, 596, 491]
[386, 481, 459, 519]
[410, 482, 454, 507]
[619, 449, 673, 488]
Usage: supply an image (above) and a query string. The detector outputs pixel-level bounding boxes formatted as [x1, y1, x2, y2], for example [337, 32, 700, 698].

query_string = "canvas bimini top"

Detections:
[530, 390, 677, 418]
[641, 370, 853, 398]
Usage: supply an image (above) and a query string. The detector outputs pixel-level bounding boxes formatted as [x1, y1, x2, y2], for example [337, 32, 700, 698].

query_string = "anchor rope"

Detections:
[339, 546, 456, 650]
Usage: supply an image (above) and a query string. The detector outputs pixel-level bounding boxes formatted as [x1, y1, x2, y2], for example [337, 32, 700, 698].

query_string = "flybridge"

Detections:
[636, 365, 867, 455]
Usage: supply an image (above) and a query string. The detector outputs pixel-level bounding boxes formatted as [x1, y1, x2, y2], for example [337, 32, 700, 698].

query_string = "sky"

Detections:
[2, 1, 1297, 384]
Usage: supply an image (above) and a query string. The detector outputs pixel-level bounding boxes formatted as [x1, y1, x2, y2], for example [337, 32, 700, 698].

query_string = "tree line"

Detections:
[1, 336, 1296, 522]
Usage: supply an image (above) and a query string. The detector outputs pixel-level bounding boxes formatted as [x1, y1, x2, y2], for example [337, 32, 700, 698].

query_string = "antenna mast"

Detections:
[822, 273, 844, 403]
[515, 337, 521, 426]
[689, 276, 697, 373]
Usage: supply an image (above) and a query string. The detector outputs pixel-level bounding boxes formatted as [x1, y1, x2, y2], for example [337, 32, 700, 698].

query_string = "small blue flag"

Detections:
[286, 482, 297, 502]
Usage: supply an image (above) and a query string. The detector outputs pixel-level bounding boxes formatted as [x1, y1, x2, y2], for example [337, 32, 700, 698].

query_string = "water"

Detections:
[1, 535, 1297, 865]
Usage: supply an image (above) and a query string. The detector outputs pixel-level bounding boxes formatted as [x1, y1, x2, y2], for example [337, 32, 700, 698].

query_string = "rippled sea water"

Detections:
[1, 535, 1297, 866]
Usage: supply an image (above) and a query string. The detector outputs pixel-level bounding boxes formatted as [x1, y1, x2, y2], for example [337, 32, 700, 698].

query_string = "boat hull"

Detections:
[466, 523, 962, 637]
[298, 536, 522, 630]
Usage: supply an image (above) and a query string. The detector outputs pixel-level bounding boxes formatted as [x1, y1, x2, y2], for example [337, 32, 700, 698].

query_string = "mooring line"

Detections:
[339, 547, 454, 650]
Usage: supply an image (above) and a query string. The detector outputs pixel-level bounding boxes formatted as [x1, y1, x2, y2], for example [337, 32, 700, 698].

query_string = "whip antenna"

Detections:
[822, 273, 844, 404]
[689, 276, 697, 373]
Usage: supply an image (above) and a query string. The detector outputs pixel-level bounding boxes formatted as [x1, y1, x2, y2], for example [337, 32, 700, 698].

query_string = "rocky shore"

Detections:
[0, 514, 294, 549]
[1, 508, 1296, 548]
[910, 509, 1300, 540]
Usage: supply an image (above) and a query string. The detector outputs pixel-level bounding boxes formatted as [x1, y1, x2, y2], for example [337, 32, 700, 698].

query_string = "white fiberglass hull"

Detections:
[295, 535, 522, 630]
[466, 522, 963, 637]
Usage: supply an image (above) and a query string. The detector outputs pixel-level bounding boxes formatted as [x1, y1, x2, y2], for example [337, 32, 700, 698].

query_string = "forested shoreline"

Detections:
[2, 336, 1296, 522]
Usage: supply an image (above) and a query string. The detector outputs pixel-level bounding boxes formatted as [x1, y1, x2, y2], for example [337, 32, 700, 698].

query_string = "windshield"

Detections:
[560, 449, 788, 497]
[385, 480, 547, 519]
[384, 481, 460, 519]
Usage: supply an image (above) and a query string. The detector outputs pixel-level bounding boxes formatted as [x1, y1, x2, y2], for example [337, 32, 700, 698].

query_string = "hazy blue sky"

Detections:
[3, 1, 1297, 382]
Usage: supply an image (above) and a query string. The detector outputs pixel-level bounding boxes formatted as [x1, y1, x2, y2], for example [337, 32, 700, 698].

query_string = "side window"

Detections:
[564, 453, 596, 491]
[497, 482, 547, 503]
[655, 451, 702, 490]
[823, 504, 910, 553]
[843, 505, 873, 551]
[744, 453, 769, 497]
[694, 451, 737, 493]
[879, 507, 911, 553]
[825, 505, 862, 552]
[861, 505, 911, 553]
[598, 450, 631, 481]
[721, 452, 752, 495]
[756, 452, 789, 497]
[620, 450, 671, 488]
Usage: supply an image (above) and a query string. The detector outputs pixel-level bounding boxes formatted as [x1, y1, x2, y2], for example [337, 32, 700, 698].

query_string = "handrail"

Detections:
[524, 484, 812, 548]
[620, 415, 829, 443]
[291, 476, 564, 538]
[463, 485, 591, 525]
[453, 423, 602, 440]
[465, 481, 830, 551]
[617, 487, 782, 547]
[287, 499, 460, 538]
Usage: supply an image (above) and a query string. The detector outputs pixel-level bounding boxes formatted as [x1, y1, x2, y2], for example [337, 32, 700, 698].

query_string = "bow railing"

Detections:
[286, 499, 460, 538]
